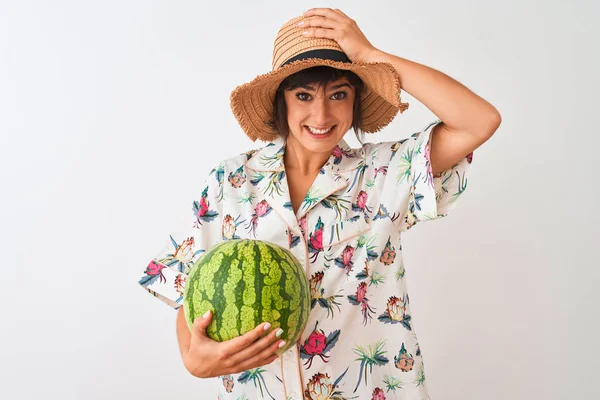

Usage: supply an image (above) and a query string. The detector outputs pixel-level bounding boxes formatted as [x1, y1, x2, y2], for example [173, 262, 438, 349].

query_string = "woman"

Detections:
[139, 9, 501, 400]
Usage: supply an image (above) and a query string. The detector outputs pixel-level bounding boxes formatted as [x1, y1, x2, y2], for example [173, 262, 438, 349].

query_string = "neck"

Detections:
[283, 134, 331, 176]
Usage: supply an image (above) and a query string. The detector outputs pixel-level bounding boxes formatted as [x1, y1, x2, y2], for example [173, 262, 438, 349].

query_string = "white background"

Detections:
[1, 1, 598, 399]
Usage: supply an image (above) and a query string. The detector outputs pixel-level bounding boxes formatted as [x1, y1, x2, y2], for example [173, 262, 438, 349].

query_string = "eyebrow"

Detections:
[297, 83, 352, 91]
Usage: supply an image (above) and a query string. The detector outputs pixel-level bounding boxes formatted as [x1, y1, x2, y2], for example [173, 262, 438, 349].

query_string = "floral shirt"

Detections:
[139, 120, 472, 400]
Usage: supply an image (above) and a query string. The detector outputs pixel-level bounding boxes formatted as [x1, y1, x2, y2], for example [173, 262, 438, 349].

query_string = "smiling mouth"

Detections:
[305, 125, 336, 135]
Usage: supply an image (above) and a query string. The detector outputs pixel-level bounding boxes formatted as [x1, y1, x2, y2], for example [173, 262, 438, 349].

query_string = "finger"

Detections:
[300, 15, 343, 31]
[222, 322, 273, 353]
[190, 310, 213, 342]
[303, 8, 346, 23]
[249, 336, 287, 365]
[302, 27, 337, 40]
[231, 326, 284, 363]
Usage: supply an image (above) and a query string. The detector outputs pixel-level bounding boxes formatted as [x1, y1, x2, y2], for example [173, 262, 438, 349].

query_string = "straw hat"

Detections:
[229, 15, 409, 142]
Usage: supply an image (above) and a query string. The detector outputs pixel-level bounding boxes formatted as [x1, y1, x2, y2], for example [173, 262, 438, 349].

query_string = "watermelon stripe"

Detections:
[280, 267, 291, 340]
[235, 243, 244, 336]
[253, 241, 262, 330]
[278, 264, 288, 328]
[278, 254, 297, 340]
[211, 250, 229, 341]
[240, 241, 256, 335]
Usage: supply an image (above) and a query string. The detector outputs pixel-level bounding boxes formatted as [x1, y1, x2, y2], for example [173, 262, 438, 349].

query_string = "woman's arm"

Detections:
[299, 7, 501, 176]
[366, 50, 501, 176]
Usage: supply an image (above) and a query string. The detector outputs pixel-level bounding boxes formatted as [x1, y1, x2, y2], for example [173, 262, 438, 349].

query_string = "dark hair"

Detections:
[266, 66, 366, 142]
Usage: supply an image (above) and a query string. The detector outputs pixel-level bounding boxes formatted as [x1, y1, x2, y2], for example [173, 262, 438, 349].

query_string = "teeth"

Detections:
[307, 126, 333, 134]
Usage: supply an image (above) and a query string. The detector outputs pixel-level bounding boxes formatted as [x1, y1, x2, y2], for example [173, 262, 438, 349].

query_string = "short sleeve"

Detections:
[137, 162, 225, 310]
[376, 119, 473, 232]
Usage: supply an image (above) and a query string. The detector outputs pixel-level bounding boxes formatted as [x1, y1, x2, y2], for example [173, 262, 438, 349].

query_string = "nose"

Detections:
[310, 95, 333, 125]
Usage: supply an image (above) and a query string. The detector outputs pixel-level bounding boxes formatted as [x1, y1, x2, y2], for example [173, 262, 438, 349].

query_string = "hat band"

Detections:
[280, 49, 351, 68]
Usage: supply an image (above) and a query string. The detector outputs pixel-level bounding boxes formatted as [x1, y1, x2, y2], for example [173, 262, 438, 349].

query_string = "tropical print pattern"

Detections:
[139, 120, 472, 399]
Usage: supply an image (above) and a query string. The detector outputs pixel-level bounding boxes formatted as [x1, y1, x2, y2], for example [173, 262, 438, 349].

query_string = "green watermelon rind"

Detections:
[183, 239, 310, 354]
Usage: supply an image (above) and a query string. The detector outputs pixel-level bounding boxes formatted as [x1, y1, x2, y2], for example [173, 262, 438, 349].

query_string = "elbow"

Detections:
[480, 107, 502, 138]
[490, 108, 502, 129]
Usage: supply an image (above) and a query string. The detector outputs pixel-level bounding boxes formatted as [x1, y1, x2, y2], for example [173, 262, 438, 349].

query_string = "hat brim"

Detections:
[230, 58, 409, 142]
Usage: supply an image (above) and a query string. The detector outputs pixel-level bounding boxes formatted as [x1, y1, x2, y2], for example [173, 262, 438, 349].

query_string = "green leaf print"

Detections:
[237, 191, 256, 204]
[302, 187, 323, 210]
[322, 194, 352, 221]
[395, 147, 412, 185]
[352, 339, 389, 392]
[382, 375, 404, 392]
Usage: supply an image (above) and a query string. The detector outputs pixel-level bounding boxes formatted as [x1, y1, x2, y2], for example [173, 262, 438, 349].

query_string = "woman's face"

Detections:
[283, 77, 355, 155]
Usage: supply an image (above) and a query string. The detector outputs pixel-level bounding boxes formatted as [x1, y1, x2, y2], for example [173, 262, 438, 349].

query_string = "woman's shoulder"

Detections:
[357, 137, 413, 167]
[215, 147, 262, 171]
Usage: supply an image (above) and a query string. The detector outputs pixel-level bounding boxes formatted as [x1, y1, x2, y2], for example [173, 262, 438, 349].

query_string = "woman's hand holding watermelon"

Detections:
[177, 308, 285, 378]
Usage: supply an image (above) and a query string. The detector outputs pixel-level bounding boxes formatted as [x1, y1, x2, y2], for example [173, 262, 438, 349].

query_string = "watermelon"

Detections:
[183, 238, 310, 353]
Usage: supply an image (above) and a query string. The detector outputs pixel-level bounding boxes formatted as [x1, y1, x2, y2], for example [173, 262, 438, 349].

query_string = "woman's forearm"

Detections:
[176, 306, 192, 361]
[367, 50, 500, 135]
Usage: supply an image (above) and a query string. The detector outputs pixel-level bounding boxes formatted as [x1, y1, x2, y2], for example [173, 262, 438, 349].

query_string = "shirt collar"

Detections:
[245, 135, 365, 173]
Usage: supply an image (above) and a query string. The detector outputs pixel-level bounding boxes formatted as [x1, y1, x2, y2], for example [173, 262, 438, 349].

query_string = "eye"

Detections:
[296, 92, 311, 101]
[331, 91, 347, 100]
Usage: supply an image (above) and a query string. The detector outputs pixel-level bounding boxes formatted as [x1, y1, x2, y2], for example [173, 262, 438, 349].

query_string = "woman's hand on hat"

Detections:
[299, 8, 381, 64]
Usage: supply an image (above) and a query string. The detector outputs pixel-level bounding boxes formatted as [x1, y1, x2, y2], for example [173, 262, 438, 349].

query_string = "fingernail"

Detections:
[278, 341, 286, 348]
[203, 310, 211, 319]
[275, 328, 284, 337]
[263, 322, 271, 331]
[297, 21, 304, 26]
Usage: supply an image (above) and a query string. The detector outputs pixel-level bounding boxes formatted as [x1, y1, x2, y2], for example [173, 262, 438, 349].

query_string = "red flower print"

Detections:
[374, 165, 388, 178]
[245, 200, 272, 237]
[352, 190, 372, 214]
[300, 322, 341, 369]
[357, 191, 368, 209]
[255, 200, 269, 217]
[304, 329, 327, 355]
[342, 246, 354, 266]
[144, 260, 166, 283]
[347, 282, 376, 325]
[308, 217, 325, 263]
[334, 245, 355, 275]
[197, 197, 209, 217]
[372, 387, 386, 400]
[310, 229, 323, 252]
[193, 186, 219, 227]
[356, 282, 367, 303]
[332, 145, 343, 159]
